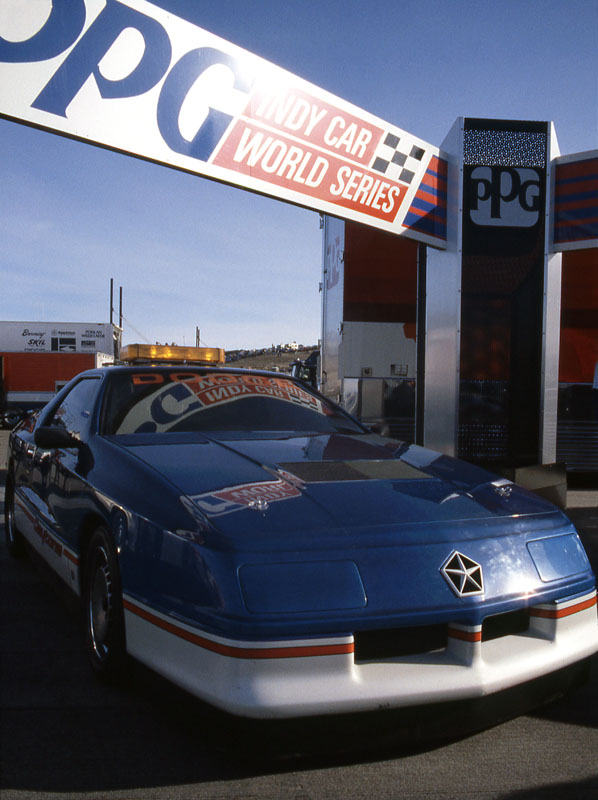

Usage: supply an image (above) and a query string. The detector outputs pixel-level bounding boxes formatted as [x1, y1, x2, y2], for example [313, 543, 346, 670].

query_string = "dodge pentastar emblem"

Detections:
[441, 551, 484, 597]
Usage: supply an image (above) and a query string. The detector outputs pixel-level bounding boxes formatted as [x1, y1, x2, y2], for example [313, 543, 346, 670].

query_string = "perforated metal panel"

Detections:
[463, 128, 546, 167]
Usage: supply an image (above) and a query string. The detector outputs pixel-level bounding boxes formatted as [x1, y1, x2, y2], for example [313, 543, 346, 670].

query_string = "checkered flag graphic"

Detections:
[370, 132, 427, 185]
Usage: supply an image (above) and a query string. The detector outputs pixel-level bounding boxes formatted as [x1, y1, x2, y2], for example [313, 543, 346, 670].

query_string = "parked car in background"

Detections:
[1, 405, 31, 430]
[290, 349, 319, 388]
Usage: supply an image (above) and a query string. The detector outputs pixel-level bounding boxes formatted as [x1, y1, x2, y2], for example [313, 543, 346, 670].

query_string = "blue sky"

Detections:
[1, 0, 596, 351]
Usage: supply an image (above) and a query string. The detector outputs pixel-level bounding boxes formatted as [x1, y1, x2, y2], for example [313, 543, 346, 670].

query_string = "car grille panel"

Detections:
[354, 609, 533, 663]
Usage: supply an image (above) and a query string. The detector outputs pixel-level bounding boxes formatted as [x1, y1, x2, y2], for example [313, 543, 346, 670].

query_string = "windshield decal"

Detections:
[115, 373, 324, 433]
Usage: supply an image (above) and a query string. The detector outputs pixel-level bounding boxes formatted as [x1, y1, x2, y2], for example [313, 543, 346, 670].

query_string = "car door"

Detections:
[35, 376, 102, 559]
[10, 411, 42, 543]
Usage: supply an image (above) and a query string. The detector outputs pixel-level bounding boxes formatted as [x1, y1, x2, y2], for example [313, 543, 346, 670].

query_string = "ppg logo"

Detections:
[469, 166, 542, 228]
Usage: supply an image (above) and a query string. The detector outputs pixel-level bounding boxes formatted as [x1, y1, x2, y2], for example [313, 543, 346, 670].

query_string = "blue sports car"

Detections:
[5, 360, 598, 718]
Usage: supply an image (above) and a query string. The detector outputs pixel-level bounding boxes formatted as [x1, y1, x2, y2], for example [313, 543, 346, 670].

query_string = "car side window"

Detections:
[49, 378, 101, 437]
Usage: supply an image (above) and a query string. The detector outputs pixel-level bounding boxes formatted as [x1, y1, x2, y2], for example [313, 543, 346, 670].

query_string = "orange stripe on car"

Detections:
[123, 598, 354, 659]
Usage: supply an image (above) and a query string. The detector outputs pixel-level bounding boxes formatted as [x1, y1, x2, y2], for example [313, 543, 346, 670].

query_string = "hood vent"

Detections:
[277, 460, 431, 483]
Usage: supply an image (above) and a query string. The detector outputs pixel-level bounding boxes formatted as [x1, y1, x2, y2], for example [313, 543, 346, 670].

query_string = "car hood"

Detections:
[118, 432, 558, 538]
[112, 432, 593, 634]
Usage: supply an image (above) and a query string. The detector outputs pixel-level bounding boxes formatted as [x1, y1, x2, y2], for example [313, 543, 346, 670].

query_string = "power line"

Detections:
[120, 315, 151, 344]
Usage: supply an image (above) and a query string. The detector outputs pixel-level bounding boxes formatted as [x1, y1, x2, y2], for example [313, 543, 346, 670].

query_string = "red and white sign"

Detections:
[0, 0, 442, 243]
[191, 472, 303, 518]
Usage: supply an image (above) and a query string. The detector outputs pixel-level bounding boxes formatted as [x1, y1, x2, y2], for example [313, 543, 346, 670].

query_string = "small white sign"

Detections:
[0, 321, 114, 354]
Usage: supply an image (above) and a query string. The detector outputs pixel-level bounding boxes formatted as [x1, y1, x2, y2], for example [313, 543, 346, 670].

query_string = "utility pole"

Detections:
[109, 279, 123, 359]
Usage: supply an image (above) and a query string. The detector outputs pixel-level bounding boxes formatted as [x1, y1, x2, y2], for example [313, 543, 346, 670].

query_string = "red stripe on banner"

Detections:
[421, 172, 447, 193]
[530, 595, 597, 619]
[124, 599, 354, 659]
[448, 627, 482, 643]
[428, 155, 448, 178]
[555, 214, 598, 228]
[406, 204, 446, 225]
[556, 159, 598, 181]
[416, 186, 447, 208]
[556, 182, 598, 201]
[555, 196, 598, 211]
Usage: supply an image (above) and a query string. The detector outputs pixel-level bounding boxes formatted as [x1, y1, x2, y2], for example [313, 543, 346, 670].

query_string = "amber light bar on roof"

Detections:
[120, 344, 225, 365]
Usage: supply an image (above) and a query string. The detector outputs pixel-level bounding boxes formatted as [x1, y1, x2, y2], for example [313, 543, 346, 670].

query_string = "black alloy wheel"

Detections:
[84, 527, 127, 679]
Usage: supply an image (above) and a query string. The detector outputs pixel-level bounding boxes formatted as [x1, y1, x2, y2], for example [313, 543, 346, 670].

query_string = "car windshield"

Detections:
[101, 370, 365, 436]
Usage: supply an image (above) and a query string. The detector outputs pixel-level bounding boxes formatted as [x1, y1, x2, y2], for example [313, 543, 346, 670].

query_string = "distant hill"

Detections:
[228, 347, 318, 373]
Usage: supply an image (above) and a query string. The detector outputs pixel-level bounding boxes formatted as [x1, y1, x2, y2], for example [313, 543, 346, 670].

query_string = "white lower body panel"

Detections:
[123, 591, 598, 719]
[14, 493, 80, 594]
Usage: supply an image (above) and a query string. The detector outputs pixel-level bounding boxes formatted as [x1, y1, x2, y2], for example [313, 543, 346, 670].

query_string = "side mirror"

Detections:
[34, 426, 82, 450]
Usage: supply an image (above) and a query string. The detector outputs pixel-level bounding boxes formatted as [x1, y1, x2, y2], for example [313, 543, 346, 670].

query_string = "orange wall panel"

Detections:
[1, 353, 96, 392]
[559, 248, 598, 383]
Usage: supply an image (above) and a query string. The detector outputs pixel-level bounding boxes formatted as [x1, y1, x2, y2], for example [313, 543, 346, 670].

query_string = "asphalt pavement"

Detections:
[1, 429, 597, 799]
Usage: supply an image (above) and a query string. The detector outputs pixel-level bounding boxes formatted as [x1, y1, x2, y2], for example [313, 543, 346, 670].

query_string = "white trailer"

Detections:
[320, 216, 420, 441]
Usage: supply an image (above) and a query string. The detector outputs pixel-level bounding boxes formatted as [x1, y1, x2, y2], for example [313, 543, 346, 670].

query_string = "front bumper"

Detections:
[123, 589, 598, 718]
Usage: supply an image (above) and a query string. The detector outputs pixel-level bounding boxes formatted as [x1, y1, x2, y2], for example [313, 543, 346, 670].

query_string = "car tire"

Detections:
[4, 478, 26, 558]
[83, 527, 127, 680]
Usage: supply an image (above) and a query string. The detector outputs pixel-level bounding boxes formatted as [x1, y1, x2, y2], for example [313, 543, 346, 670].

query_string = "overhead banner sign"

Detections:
[0, 0, 446, 245]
